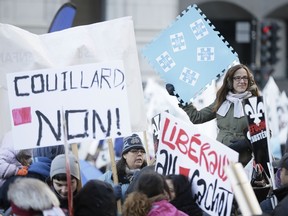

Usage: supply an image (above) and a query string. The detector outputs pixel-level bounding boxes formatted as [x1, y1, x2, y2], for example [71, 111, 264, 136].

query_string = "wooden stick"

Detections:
[71, 143, 82, 190]
[107, 138, 122, 214]
[62, 109, 73, 216]
[143, 131, 151, 165]
[226, 162, 263, 216]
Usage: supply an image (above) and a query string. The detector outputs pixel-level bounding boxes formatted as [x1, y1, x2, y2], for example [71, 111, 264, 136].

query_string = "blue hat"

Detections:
[28, 157, 52, 179]
[122, 134, 145, 155]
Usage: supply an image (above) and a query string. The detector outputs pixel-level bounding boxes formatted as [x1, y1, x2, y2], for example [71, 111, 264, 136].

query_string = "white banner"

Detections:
[155, 112, 239, 216]
[0, 16, 146, 143]
[7, 61, 132, 150]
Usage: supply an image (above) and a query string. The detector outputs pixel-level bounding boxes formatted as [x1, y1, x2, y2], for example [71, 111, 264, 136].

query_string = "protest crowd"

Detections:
[0, 137, 286, 216]
[1, 110, 288, 216]
[1, 2, 288, 216]
[1, 61, 288, 216]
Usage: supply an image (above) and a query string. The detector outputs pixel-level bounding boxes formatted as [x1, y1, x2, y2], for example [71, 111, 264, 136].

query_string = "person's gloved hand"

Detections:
[17, 167, 28, 176]
[165, 83, 188, 107]
[113, 184, 122, 200]
[166, 83, 175, 96]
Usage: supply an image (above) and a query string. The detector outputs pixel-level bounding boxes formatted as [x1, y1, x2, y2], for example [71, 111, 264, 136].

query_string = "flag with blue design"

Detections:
[142, 4, 239, 103]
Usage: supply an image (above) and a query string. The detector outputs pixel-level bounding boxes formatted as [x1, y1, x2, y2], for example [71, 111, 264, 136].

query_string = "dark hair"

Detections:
[213, 64, 260, 112]
[165, 174, 203, 216]
[116, 157, 147, 183]
[52, 173, 77, 181]
[165, 174, 191, 198]
[74, 180, 117, 216]
[137, 172, 170, 199]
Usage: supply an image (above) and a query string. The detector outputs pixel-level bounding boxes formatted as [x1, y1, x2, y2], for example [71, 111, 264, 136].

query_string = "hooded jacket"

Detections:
[0, 148, 25, 187]
[148, 199, 189, 216]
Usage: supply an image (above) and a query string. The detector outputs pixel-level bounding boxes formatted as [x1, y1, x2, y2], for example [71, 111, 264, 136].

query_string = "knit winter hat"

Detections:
[28, 156, 52, 179]
[122, 134, 145, 155]
[50, 154, 80, 180]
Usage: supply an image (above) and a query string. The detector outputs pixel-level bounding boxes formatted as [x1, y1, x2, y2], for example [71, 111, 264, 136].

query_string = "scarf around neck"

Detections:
[217, 91, 252, 118]
[117, 166, 140, 183]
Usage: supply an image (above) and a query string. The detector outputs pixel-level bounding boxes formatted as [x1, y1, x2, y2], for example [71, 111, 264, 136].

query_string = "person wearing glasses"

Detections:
[98, 133, 147, 203]
[177, 64, 261, 165]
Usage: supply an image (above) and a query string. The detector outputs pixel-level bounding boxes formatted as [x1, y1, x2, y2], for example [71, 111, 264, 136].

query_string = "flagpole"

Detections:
[107, 138, 122, 214]
[226, 162, 263, 216]
[62, 109, 74, 216]
[71, 143, 82, 190]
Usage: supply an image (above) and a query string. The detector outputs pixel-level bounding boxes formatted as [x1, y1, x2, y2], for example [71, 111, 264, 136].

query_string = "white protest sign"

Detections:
[155, 112, 239, 216]
[0, 17, 146, 143]
[7, 61, 132, 150]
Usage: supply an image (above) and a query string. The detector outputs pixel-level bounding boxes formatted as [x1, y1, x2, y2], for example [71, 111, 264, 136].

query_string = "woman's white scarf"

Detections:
[217, 91, 252, 118]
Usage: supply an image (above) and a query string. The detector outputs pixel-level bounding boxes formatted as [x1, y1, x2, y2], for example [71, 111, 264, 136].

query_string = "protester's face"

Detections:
[165, 179, 175, 200]
[123, 148, 145, 169]
[52, 178, 78, 198]
[232, 68, 249, 94]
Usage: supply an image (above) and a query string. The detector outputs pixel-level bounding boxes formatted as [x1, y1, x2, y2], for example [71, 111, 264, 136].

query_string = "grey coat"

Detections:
[0, 148, 22, 187]
[182, 101, 248, 146]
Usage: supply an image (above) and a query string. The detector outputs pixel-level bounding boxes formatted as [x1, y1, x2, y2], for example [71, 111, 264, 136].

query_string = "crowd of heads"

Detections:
[1, 62, 286, 216]
[0, 141, 117, 216]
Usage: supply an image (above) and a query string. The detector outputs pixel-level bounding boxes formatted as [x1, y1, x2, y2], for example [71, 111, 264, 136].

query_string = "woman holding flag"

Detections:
[171, 64, 261, 165]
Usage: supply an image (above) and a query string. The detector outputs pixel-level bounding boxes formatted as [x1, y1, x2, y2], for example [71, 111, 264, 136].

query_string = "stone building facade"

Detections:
[1, 0, 288, 90]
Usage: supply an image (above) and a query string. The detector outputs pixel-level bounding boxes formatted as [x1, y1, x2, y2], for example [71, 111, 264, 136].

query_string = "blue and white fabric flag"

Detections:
[142, 4, 239, 103]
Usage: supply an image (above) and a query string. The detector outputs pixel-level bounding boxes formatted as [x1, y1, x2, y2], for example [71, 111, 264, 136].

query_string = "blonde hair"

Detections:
[8, 178, 60, 211]
[123, 192, 151, 216]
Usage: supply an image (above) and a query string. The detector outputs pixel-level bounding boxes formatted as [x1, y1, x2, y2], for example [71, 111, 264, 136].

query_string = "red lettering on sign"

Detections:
[175, 128, 189, 154]
[188, 134, 201, 163]
[249, 120, 266, 135]
[162, 118, 176, 150]
[161, 117, 230, 181]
